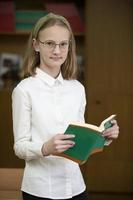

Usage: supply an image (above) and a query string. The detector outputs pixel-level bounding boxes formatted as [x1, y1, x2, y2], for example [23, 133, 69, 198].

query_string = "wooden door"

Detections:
[83, 0, 133, 192]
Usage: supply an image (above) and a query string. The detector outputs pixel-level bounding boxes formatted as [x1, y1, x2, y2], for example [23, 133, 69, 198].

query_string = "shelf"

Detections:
[0, 31, 85, 37]
[0, 0, 85, 36]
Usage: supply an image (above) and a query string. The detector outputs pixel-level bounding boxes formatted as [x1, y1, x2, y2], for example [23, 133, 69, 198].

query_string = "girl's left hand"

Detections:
[102, 120, 119, 144]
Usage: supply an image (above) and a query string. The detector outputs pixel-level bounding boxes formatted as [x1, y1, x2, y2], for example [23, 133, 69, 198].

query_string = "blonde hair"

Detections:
[21, 13, 78, 80]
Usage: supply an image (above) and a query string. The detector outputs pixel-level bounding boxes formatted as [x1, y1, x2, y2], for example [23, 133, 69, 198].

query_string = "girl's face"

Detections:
[33, 25, 70, 74]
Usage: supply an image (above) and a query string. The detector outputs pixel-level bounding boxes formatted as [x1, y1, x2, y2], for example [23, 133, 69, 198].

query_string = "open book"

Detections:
[59, 114, 116, 165]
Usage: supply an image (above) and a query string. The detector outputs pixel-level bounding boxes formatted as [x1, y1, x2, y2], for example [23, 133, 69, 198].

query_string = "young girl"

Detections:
[12, 13, 119, 200]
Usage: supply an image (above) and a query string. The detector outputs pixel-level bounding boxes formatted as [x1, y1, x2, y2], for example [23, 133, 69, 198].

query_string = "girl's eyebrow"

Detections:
[39, 39, 70, 43]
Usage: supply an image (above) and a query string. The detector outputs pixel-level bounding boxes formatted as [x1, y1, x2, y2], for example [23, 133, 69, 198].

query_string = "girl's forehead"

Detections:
[39, 25, 70, 39]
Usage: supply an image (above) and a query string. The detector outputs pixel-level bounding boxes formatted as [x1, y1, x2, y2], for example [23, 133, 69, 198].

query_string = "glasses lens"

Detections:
[45, 41, 55, 49]
[59, 41, 69, 49]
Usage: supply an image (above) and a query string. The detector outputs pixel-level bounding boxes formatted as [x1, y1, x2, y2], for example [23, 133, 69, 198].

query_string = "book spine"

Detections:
[0, 1, 15, 32]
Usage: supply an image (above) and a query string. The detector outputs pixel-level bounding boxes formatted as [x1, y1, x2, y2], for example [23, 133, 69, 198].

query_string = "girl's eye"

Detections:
[60, 42, 68, 49]
[46, 41, 55, 48]
[60, 42, 68, 47]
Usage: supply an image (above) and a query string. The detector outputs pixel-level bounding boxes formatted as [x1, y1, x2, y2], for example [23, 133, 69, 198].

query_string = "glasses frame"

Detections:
[38, 39, 70, 51]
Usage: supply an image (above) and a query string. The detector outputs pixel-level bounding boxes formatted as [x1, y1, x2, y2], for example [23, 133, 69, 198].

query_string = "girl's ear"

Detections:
[33, 38, 40, 52]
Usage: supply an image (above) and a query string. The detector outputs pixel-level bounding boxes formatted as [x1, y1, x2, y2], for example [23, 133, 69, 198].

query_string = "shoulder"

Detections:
[64, 79, 85, 93]
[13, 76, 36, 91]
[12, 77, 33, 96]
[64, 79, 85, 89]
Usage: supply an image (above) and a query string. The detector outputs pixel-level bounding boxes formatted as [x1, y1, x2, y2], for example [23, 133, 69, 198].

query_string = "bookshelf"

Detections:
[0, 0, 85, 91]
[0, 0, 85, 34]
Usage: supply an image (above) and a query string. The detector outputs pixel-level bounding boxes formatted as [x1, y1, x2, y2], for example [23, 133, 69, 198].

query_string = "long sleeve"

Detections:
[12, 86, 43, 161]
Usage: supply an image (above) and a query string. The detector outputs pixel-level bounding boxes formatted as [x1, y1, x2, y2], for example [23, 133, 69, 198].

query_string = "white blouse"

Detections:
[12, 68, 86, 199]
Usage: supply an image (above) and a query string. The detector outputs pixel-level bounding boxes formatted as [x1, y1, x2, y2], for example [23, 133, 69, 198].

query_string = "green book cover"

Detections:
[59, 114, 116, 165]
[15, 10, 47, 23]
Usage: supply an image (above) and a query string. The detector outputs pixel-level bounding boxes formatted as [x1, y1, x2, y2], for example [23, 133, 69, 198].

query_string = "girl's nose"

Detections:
[52, 44, 61, 54]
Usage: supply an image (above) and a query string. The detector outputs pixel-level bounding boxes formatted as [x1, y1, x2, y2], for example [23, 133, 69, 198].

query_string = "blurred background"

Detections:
[0, 0, 133, 199]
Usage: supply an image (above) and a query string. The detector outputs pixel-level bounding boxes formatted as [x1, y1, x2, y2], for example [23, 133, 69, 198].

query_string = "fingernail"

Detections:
[71, 134, 75, 137]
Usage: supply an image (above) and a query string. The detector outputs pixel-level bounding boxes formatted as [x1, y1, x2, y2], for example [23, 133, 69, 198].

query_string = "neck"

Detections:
[40, 66, 60, 78]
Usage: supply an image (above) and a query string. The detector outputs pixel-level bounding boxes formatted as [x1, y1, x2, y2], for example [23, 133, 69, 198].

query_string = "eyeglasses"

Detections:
[38, 39, 70, 51]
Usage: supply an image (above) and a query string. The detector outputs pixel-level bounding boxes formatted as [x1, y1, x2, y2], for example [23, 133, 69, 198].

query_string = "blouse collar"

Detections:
[35, 67, 64, 87]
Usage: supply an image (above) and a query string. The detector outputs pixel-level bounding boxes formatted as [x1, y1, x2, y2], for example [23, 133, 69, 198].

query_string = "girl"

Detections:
[12, 13, 119, 200]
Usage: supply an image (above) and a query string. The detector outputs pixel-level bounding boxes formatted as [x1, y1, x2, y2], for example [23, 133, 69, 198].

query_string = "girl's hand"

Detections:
[41, 134, 75, 156]
[102, 120, 119, 144]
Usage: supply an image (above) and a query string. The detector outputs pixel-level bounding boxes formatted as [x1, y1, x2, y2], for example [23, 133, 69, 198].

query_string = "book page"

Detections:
[70, 114, 116, 133]
[99, 114, 116, 131]
[70, 122, 101, 132]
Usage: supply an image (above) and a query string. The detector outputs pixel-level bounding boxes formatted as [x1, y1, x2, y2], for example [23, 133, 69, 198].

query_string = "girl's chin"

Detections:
[49, 62, 63, 68]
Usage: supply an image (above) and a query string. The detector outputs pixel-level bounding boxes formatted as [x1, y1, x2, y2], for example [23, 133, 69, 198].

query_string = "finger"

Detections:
[107, 134, 119, 139]
[56, 144, 75, 152]
[103, 124, 119, 134]
[55, 139, 75, 146]
[103, 131, 119, 139]
[103, 128, 118, 135]
[63, 134, 75, 139]
[56, 134, 75, 140]
[103, 130, 119, 136]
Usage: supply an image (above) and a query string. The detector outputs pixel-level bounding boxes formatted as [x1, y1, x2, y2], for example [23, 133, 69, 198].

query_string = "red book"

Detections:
[45, 2, 84, 33]
[0, 1, 15, 32]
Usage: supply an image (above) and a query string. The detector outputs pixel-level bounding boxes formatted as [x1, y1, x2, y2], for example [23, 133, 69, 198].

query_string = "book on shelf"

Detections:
[15, 0, 47, 32]
[0, 1, 15, 32]
[15, 10, 48, 31]
[45, 2, 84, 33]
[58, 114, 116, 165]
[15, 10, 47, 23]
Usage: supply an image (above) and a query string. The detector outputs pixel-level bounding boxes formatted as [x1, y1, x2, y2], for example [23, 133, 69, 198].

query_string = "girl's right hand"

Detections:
[41, 134, 75, 156]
